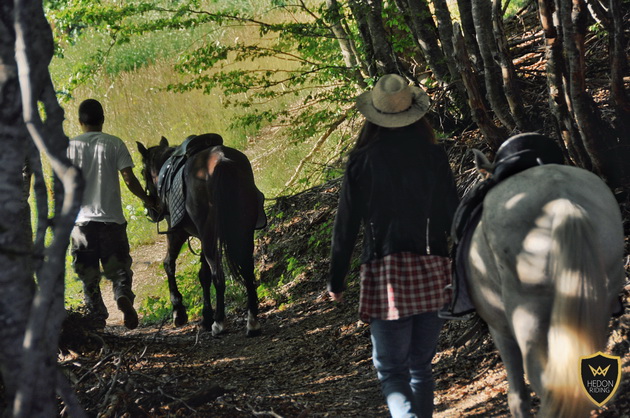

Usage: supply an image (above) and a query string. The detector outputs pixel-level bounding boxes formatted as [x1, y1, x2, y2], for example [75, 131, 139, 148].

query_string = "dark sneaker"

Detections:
[116, 296, 139, 330]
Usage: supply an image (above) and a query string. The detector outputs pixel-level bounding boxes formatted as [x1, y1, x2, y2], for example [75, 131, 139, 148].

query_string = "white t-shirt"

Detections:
[68, 131, 134, 224]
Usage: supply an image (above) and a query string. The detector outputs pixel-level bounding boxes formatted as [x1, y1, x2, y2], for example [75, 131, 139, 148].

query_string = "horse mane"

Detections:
[152, 145, 175, 170]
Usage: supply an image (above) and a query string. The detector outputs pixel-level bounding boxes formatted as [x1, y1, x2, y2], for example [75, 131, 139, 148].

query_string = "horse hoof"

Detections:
[173, 312, 188, 327]
[211, 322, 224, 336]
[246, 328, 262, 338]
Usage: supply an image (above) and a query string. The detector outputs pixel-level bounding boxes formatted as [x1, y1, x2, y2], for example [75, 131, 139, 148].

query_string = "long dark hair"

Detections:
[351, 117, 436, 156]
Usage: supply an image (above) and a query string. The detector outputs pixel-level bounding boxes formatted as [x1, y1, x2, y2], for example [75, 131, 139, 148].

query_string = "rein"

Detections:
[187, 237, 201, 256]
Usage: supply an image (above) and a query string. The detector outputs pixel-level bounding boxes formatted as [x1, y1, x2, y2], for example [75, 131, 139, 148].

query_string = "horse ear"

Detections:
[471, 149, 493, 178]
[137, 141, 148, 158]
[160, 136, 169, 147]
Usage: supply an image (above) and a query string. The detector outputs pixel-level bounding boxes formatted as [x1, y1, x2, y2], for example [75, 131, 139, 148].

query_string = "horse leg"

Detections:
[241, 255, 261, 337]
[210, 261, 226, 336]
[197, 254, 218, 332]
[488, 327, 532, 418]
[165, 230, 188, 327]
[227, 234, 261, 337]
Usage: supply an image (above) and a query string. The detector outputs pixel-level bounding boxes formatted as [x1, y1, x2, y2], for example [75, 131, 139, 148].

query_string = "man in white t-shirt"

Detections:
[68, 99, 155, 330]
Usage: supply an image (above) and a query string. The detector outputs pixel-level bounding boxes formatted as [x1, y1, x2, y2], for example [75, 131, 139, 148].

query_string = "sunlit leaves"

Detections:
[47, 0, 363, 151]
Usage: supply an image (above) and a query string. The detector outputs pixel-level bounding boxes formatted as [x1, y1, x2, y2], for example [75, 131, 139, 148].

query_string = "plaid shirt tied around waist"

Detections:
[359, 252, 452, 322]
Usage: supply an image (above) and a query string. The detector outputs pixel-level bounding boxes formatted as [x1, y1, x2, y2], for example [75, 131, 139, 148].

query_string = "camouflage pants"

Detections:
[70, 222, 135, 320]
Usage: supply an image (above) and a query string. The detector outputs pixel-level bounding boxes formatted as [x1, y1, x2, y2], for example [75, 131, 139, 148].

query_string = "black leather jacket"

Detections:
[328, 133, 459, 293]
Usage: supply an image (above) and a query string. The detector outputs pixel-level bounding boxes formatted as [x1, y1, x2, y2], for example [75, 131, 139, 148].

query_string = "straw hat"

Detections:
[356, 74, 430, 128]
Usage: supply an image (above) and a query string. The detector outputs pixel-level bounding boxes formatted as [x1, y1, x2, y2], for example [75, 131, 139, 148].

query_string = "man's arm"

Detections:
[120, 166, 155, 207]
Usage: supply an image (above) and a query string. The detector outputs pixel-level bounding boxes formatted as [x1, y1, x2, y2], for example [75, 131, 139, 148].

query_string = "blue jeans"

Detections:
[370, 312, 444, 418]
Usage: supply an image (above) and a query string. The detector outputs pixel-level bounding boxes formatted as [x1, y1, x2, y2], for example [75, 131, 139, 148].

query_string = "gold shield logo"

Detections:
[579, 351, 621, 407]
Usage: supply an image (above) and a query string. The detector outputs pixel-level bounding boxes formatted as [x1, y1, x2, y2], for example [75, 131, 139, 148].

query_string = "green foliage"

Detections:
[64, 265, 84, 309]
[138, 246, 255, 324]
[382, 2, 415, 55]
[504, 0, 531, 17]
[307, 218, 333, 250]
[257, 281, 284, 306]
[138, 251, 204, 324]
[123, 201, 156, 246]
[47, 0, 363, 149]
[139, 294, 173, 324]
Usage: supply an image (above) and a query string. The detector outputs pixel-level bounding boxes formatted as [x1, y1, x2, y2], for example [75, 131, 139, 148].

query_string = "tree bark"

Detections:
[557, 0, 615, 181]
[608, 0, 630, 142]
[402, 0, 450, 83]
[457, 0, 484, 71]
[431, 0, 458, 83]
[471, 0, 515, 130]
[492, 0, 530, 131]
[347, 0, 378, 77]
[326, 0, 368, 87]
[0, 0, 36, 408]
[453, 22, 507, 151]
[432, 0, 468, 112]
[363, 0, 398, 74]
[1, 0, 86, 416]
[537, 0, 591, 168]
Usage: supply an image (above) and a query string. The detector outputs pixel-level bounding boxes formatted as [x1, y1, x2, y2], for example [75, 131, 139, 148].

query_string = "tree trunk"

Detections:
[432, 0, 469, 112]
[586, 0, 612, 28]
[0, 0, 36, 408]
[557, 0, 616, 181]
[326, 0, 368, 88]
[537, 0, 591, 168]
[347, 0, 378, 77]
[471, 0, 516, 130]
[403, 0, 450, 83]
[492, 0, 530, 131]
[363, 0, 398, 74]
[1, 0, 86, 416]
[453, 22, 507, 151]
[457, 0, 484, 71]
[609, 0, 630, 142]
[390, 0, 430, 79]
[431, 0, 458, 83]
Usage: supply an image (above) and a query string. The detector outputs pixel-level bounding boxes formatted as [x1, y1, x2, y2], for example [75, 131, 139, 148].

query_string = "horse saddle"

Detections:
[157, 134, 224, 228]
[446, 133, 565, 317]
[452, 133, 564, 244]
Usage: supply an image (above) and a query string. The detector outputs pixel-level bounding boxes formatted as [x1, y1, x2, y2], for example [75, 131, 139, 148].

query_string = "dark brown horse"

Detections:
[137, 135, 265, 336]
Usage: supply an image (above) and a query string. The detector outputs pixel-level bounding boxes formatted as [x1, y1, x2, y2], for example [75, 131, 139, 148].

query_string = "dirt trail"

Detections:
[101, 234, 167, 326]
[82, 235, 628, 417]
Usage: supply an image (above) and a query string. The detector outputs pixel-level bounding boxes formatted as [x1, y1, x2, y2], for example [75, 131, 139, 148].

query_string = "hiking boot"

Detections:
[116, 296, 139, 330]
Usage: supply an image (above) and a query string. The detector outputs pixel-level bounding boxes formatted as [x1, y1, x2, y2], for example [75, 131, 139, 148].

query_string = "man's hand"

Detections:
[329, 291, 344, 303]
[143, 194, 159, 211]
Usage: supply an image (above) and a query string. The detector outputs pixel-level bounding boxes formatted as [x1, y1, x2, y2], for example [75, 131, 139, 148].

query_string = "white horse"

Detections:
[465, 160, 625, 417]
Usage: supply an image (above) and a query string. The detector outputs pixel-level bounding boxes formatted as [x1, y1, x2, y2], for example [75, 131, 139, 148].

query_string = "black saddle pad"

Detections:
[158, 160, 186, 228]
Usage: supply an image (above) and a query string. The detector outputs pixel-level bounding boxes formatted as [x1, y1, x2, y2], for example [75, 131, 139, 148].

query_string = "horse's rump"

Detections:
[198, 147, 259, 282]
[468, 164, 624, 417]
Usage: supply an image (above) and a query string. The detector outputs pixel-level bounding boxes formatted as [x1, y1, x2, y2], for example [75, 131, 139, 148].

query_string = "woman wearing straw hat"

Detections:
[328, 74, 459, 417]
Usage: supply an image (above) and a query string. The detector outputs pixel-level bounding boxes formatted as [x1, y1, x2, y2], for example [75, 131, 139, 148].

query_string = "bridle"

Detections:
[141, 153, 167, 227]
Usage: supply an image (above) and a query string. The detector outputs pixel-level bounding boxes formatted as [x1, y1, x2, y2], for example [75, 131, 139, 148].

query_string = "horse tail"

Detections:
[542, 199, 608, 417]
[209, 155, 257, 284]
